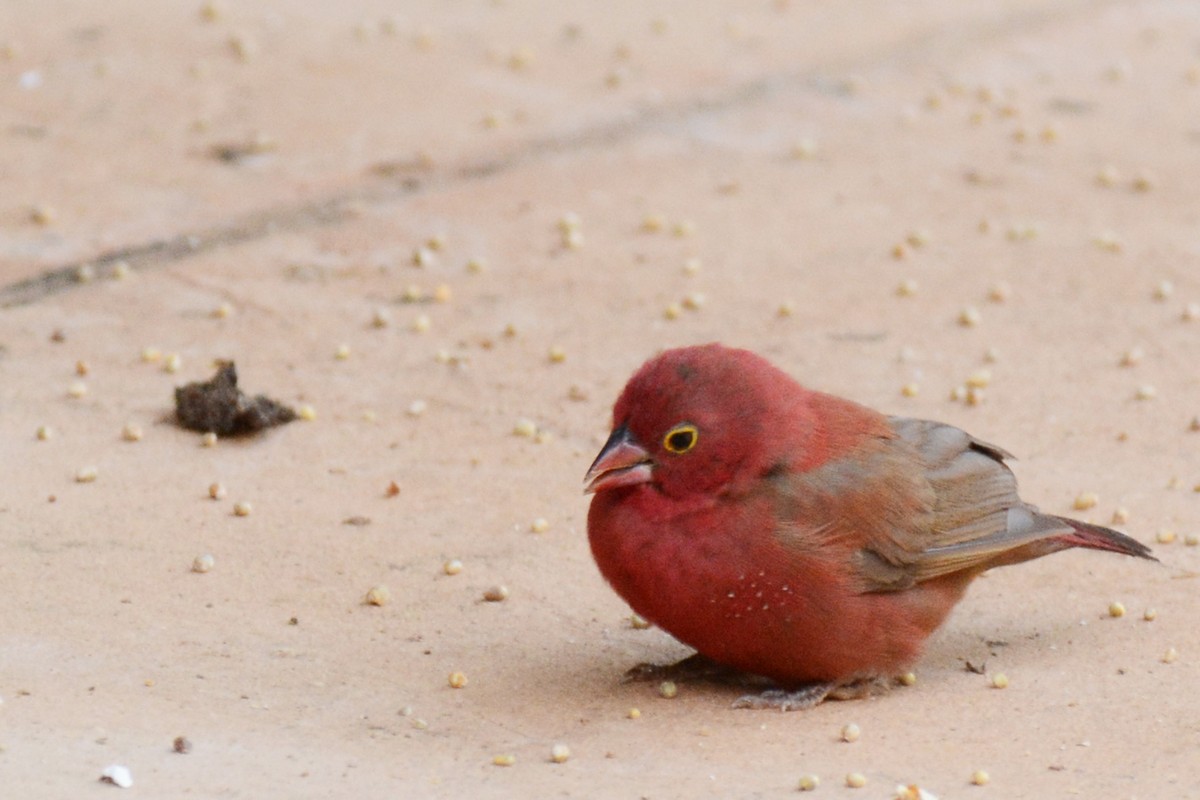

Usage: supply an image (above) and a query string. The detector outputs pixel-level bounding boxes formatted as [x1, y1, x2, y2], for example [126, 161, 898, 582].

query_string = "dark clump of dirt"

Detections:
[174, 361, 296, 436]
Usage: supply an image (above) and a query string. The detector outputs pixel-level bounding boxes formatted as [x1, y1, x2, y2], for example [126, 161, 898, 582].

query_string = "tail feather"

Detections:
[1051, 516, 1157, 561]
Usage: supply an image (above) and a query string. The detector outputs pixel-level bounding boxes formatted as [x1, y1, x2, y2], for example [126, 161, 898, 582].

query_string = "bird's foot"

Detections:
[622, 653, 763, 685]
[731, 677, 889, 711]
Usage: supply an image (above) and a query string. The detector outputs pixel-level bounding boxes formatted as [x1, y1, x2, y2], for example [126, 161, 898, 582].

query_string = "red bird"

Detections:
[585, 344, 1154, 709]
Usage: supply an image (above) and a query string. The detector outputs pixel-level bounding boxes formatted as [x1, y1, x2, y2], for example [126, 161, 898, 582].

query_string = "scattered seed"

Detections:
[682, 257, 701, 276]
[965, 387, 985, 406]
[790, 138, 819, 159]
[233, 500, 252, 516]
[658, 680, 678, 699]
[1108, 601, 1126, 618]
[1185, 534, 1199, 546]
[1153, 280, 1174, 301]
[384, 481, 400, 498]
[1093, 231, 1123, 253]
[407, 399, 427, 417]
[335, 343, 351, 360]
[1073, 492, 1099, 511]
[627, 707, 641, 719]
[1143, 608, 1157, 621]
[530, 517, 550, 533]
[1156, 529, 1177, 544]
[75, 360, 89, 376]
[30, 205, 57, 226]
[448, 671, 468, 689]
[958, 306, 982, 327]
[141, 347, 162, 363]
[433, 284, 452, 303]
[906, 229, 931, 248]
[550, 743, 571, 764]
[492, 754, 516, 767]
[965, 369, 991, 389]
[949, 385, 968, 402]
[36, 425, 52, 441]
[122, 423, 143, 442]
[641, 213, 665, 233]
[412, 314, 431, 333]
[1111, 507, 1130, 524]
[630, 613, 651, 629]
[1132, 173, 1155, 193]
[682, 292, 706, 310]
[987, 282, 1011, 302]
[173, 736, 192, 754]
[483, 585, 509, 602]
[1119, 347, 1144, 367]
[1191, 416, 1200, 432]
[365, 585, 391, 606]
[777, 301, 795, 318]
[901, 383, 920, 398]
[548, 346, 567, 363]
[1162, 647, 1178, 664]
[192, 554, 215, 573]
[1135, 385, 1157, 400]
[163, 353, 182, 373]
[797, 774, 820, 791]
[899, 672, 917, 686]
[896, 278, 919, 297]
[663, 302, 682, 320]
[846, 772, 867, 789]
[841, 723, 861, 743]
[297, 404, 317, 421]
[1096, 165, 1119, 187]
[76, 465, 98, 483]
[513, 418, 538, 438]
[67, 381, 88, 398]
[443, 559, 463, 576]
[212, 302, 234, 319]
[200, 432, 218, 447]
[990, 673, 1009, 689]
[891, 242, 910, 260]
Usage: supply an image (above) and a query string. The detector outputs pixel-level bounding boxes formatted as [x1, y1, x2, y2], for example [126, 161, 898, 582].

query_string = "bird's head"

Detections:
[584, 344, 813, 499]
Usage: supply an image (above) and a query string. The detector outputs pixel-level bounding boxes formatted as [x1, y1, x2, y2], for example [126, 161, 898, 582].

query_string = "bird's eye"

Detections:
[662, 423, 698, 454]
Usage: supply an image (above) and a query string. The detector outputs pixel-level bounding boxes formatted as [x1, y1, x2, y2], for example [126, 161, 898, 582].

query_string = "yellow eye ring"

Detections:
[662, 423, 699, 454]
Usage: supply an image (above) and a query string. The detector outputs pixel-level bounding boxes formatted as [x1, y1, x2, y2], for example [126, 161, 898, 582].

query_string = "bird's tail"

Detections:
[1050, 516, 1157, 561]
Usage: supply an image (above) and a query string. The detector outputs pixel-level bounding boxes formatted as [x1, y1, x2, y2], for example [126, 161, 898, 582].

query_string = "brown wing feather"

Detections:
[771, 417, 1084, 593]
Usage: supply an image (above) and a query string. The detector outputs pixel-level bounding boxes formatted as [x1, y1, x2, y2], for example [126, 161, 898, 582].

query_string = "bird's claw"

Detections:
[621, 653, 737, 684]
[731, 684, 834, 711]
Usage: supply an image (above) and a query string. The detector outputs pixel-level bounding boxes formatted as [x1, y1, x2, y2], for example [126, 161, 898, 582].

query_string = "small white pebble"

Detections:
[192, 554, 215, 573]
[365, 585, 391, 606]
[407, 399, 428, 417]
[841, 723, 861, 743]
[76, 465, 99, 483]
[550, 743, 571, 763]
[67, 381, 88, 398]
[100, 764, 133, 788]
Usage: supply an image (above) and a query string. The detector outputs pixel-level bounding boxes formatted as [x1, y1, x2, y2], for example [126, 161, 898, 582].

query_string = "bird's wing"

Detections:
[771, 417, 1076, 593]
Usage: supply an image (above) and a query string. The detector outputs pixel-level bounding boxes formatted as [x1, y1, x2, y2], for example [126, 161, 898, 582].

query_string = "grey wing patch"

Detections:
[887, 417, 1072, 583]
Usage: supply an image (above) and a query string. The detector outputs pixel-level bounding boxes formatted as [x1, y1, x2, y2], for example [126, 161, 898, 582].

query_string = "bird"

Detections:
[584, 343, 1155, 710]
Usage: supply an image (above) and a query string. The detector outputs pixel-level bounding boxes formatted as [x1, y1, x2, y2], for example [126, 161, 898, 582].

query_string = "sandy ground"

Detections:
[2, 1, 1199, 797]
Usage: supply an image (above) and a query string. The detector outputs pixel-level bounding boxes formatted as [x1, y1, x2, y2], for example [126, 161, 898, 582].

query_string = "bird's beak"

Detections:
[584, 424, 653, 494]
